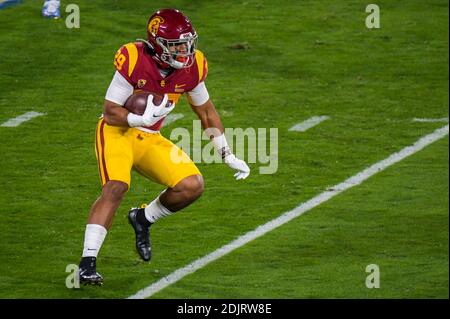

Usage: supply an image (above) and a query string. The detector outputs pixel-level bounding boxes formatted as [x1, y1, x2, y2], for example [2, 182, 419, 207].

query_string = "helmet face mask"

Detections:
[156, 33, 198, 69]
[147, 9, 198, 69]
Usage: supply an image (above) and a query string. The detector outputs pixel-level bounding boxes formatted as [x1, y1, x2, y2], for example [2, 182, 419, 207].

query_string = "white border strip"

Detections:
[128, 124, 449, 299]
[1, 111, 45, 127]
[412, 117, 448, 123]
[289, 116, 330, 132]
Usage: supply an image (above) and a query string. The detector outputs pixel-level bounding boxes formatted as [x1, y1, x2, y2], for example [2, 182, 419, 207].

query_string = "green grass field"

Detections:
[0, 0, 448, 299]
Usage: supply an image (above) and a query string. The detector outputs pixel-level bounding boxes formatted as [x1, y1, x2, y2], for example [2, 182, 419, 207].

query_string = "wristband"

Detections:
[212, 133, 231, 159]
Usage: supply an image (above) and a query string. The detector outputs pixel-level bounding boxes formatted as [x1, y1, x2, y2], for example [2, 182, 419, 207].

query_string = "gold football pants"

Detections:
[95, 118, 200, 189]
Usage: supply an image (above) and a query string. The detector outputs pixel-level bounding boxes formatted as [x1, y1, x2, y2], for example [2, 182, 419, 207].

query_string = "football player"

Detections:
[78, 8, 250, 285]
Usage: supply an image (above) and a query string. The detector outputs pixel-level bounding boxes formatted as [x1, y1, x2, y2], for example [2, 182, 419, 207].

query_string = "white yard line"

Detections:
[164, 113, 184, 126]
[289, 116, 330, 132]
[412, 117, 448, 123]
[128, 124, 449, 299]
[1, 111, 45, 127]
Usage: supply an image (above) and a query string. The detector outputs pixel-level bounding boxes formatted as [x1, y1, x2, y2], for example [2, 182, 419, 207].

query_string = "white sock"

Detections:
[82, 224, 107, 258]
[144, 196, 173, 224]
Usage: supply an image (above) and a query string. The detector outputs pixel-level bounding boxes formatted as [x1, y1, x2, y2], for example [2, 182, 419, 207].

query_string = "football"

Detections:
[123, 91, 165, 115]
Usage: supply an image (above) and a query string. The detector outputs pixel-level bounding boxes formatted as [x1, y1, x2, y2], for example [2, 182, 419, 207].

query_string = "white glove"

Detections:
[211, 133, 250, 180]
[224, 153, 250, 180]
[127, 94, 175, 127]
[142, 94, 174, 126]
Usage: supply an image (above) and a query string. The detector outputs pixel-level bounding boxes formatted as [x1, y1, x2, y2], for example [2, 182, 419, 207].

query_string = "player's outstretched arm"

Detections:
[191, 99, 250, 180]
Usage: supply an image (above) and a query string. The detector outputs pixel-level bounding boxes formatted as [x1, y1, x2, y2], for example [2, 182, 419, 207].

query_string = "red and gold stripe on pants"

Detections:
[95, 118, 109, 185]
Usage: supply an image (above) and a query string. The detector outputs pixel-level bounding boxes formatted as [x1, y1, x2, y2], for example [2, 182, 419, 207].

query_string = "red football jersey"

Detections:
[113, 42, 208, 131]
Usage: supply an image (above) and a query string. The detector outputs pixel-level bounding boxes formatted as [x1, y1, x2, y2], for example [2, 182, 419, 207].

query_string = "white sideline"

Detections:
[289, 116, 330, 132]
[128, 124, 449, 299]
[412, 117, 448, 123]
[1, 111, 45, 127]
[164, 113, 184, 126]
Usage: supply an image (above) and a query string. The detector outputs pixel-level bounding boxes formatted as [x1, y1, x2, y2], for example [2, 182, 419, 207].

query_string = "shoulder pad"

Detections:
[194, 50, 208, 83]
[114, 43, 140, 80]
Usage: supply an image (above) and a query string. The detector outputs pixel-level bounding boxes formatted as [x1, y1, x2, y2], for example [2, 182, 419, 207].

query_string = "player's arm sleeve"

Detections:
[105, 71, 134, 106]
[187, 81, 210, 106]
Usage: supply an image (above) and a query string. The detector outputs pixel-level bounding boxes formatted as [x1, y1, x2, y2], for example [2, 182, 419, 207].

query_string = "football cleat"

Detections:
[128, 207, 152, 262]
[78, 257, 103, 286]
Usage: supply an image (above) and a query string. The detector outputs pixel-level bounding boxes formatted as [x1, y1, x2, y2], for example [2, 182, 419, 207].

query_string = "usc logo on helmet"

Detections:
[148, 16, 164, 35]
